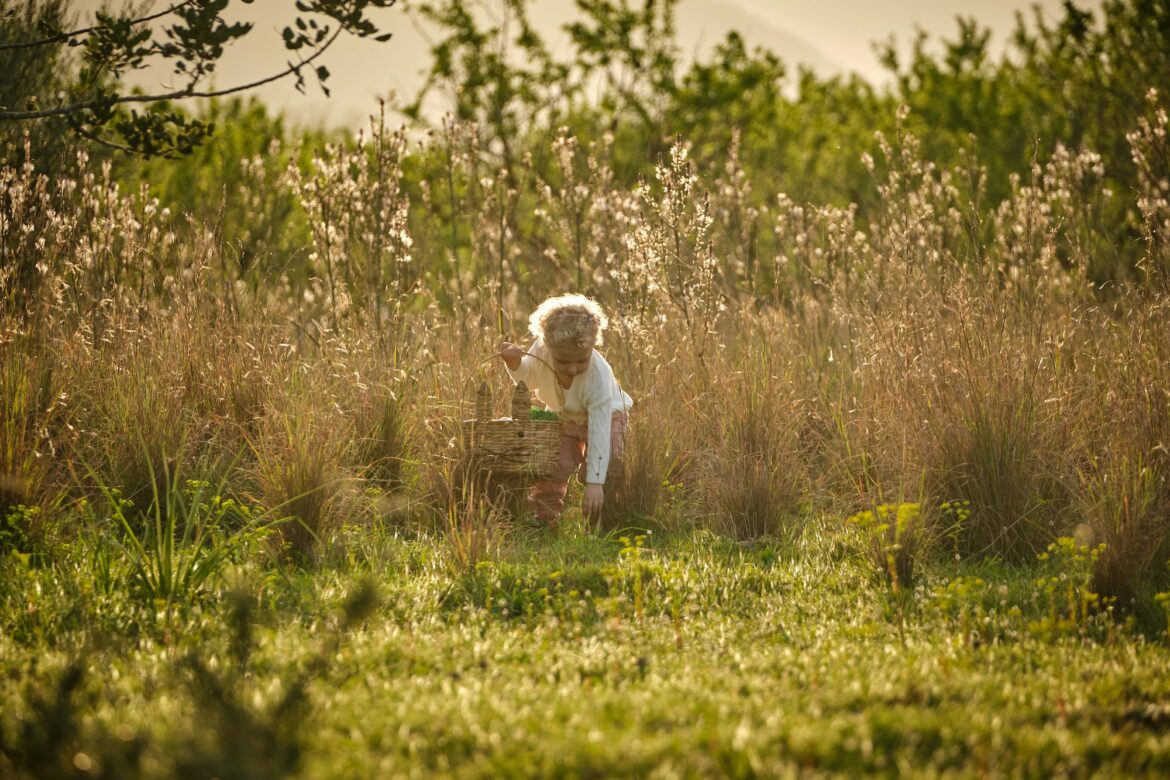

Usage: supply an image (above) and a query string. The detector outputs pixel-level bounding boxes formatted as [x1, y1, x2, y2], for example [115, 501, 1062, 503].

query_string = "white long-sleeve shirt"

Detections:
[506, 338, 634, 484]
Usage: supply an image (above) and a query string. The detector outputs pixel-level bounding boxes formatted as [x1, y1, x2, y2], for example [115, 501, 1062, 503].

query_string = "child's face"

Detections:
[549, 342, 593, 381]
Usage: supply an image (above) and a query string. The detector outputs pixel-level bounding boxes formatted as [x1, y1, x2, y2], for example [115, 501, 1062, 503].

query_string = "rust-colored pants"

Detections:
[530, 412, 628, 524]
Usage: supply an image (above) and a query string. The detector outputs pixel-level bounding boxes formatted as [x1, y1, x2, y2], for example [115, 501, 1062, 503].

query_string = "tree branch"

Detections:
[0, 26, 344, 121]
[0, 1, 198, 52]
[68, 122, 139, 154]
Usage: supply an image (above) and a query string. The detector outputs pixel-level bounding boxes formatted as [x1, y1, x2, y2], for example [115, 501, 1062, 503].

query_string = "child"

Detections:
[498, 293, 633, 525]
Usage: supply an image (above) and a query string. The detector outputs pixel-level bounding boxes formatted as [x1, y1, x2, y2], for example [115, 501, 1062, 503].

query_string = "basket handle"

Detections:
[463, 349, 556, 421]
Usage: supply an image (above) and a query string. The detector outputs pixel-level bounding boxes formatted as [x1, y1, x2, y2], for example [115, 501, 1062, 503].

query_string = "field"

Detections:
[6, 524, 1170, 777]
[5, 0, 1170, 776]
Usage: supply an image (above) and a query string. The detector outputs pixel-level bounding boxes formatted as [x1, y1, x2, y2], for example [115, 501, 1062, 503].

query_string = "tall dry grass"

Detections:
[3, 94, 1170, 602]
[1071, 298, 1170, 604]
[0, 330, 66, 546]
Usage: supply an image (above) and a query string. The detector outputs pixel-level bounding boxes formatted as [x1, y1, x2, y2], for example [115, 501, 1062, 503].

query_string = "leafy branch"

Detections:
[0, 0, 399, 156]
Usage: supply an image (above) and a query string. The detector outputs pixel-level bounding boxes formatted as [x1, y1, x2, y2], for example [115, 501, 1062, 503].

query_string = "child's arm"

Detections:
[581, 396, 614, 519]
[498, 341, 525, 373]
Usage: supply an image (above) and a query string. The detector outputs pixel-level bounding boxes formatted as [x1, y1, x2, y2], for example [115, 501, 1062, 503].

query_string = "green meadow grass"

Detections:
[3, 518, 1169, 778]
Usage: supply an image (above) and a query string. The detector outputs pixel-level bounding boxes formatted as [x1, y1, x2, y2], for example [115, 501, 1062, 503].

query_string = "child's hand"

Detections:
[583, 483, 604, 519]
[498, 341, 524, 371]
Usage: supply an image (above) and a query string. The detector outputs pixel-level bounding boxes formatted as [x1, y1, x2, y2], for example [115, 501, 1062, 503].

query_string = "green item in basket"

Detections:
[530, 407, 559, 421]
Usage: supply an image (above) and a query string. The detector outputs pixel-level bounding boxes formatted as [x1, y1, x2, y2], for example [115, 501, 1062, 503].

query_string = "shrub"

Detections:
[0, 335, 65, 542]
[699, 345, 809, 541]
[596, 413, 674, 533]
[848, 502, 928, 591]
[251, 381, 354, 561]
[1029, 536, 1110, 641]
[930, 392, 1068, 562]
[88, 454, 268, 612]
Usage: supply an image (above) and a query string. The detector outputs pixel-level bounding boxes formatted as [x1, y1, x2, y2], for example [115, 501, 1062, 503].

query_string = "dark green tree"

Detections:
[0, 1, 75, 168]
[878, 0, 1170, 281]
[0, 0, 399, 157]
[403, 0, 574, 175]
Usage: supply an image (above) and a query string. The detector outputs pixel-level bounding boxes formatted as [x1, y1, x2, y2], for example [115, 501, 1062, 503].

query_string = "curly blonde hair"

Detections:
[528, 293, 608, 348]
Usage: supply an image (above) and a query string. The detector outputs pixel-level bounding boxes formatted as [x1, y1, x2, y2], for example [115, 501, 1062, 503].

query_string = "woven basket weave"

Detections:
[462, 381, 562, 479]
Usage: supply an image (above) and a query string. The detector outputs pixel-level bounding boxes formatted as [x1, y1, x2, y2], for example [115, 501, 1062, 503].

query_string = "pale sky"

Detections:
[69, 0, 1105, 129]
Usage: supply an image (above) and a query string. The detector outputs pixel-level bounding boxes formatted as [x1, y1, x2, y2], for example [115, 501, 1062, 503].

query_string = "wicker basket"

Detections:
[462, 381, 563, 479]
